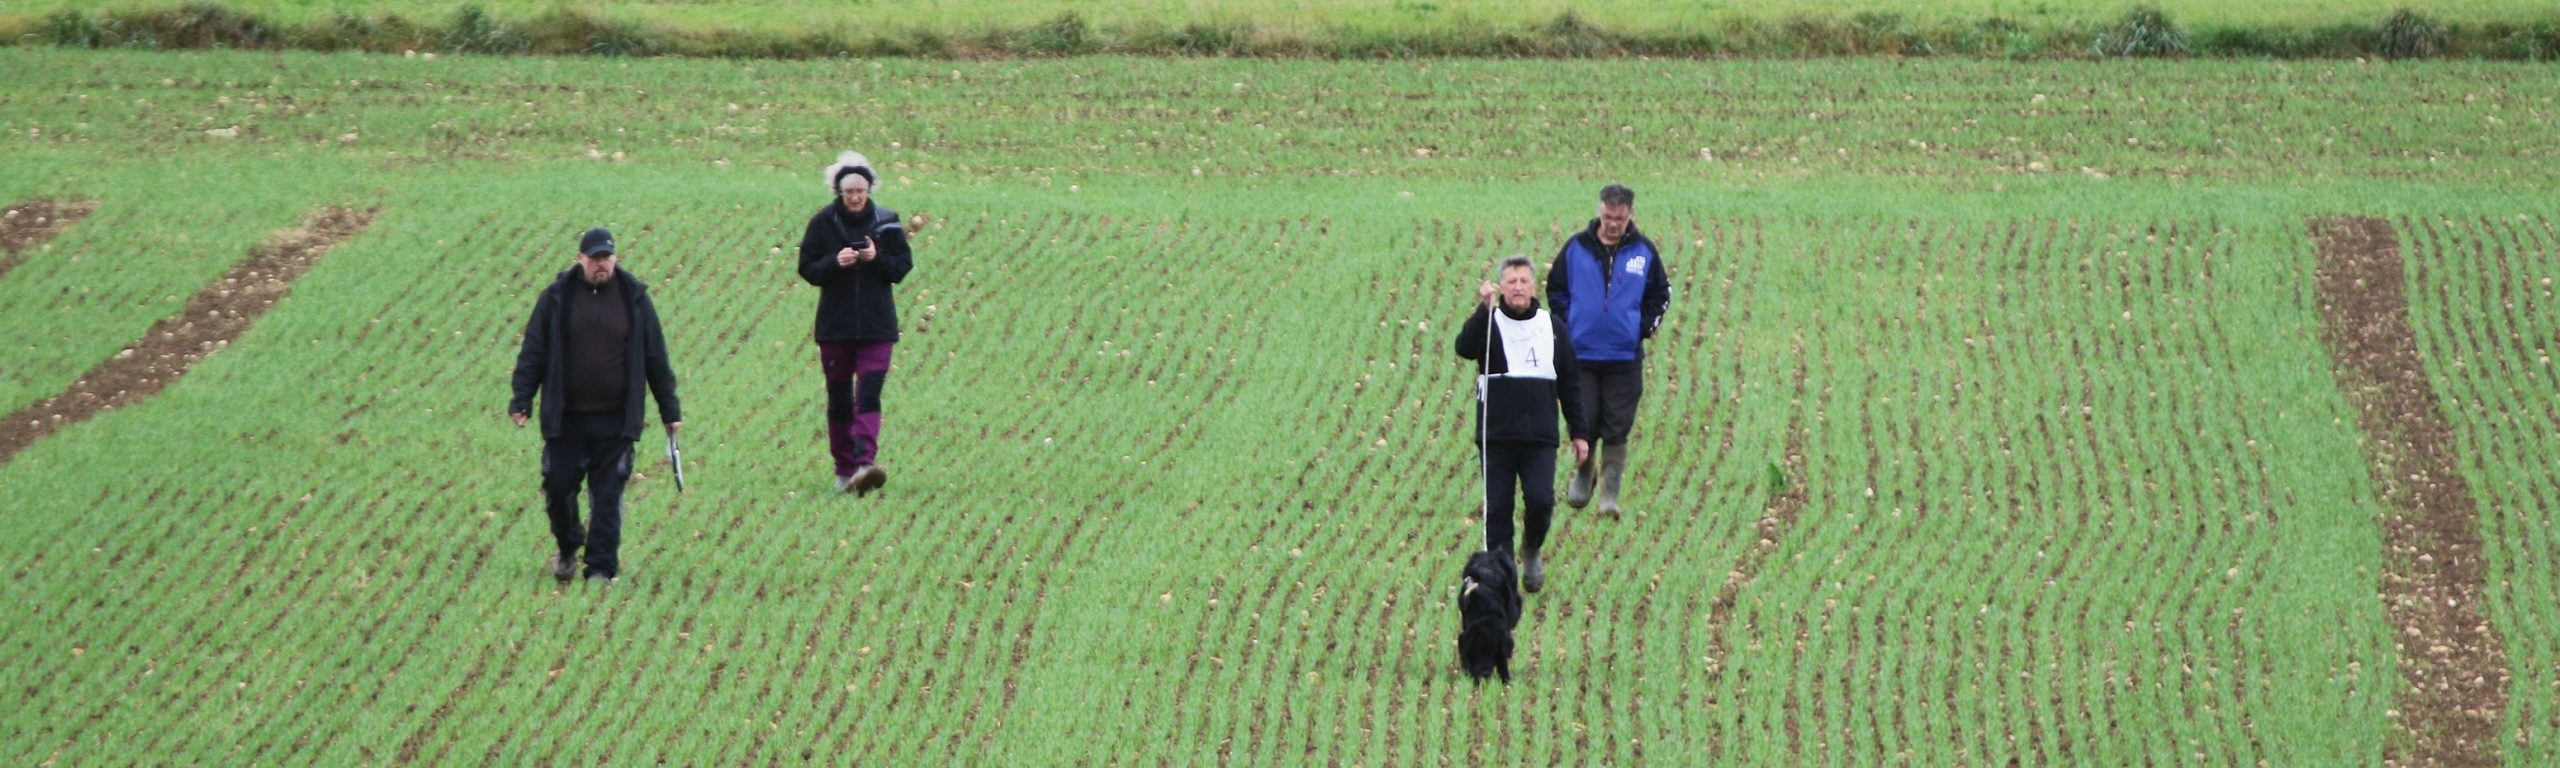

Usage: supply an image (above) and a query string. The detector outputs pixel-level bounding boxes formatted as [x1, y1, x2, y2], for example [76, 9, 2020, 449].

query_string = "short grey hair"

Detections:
[1499, 255, 1535, 273]
[1599, 184, 1634, 207]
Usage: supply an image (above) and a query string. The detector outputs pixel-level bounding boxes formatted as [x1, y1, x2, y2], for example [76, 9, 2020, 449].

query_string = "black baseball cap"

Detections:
[579, 227, 616, 257]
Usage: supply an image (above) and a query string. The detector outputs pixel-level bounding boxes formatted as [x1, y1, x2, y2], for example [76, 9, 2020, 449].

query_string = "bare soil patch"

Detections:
[2309, 216, 2509, 768]
[0, 206, 375, 466]
[0, 199, 97, 280]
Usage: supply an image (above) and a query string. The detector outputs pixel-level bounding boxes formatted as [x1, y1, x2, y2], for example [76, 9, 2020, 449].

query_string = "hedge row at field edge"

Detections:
[5, 3, 2557, 60]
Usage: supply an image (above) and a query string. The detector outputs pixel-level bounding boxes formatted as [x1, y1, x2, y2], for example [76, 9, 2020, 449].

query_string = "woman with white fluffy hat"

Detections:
[796, 151, 913, 495]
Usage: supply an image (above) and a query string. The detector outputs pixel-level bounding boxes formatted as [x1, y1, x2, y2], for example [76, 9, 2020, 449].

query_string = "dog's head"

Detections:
[1461, 550, 1516, 592]
[1456, 550, 1522, 683]
[1459, 551, 1522, 621]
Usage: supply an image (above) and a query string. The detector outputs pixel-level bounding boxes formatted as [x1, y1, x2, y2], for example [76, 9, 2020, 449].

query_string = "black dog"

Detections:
[1455, 549, 1523, 684]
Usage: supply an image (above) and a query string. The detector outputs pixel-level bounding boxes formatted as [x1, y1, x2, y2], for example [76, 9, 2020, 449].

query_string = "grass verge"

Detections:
[5, 2, 2556, 59]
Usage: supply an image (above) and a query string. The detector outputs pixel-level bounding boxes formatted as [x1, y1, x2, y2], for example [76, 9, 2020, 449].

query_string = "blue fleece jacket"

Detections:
[1545, 221, 1670, 363]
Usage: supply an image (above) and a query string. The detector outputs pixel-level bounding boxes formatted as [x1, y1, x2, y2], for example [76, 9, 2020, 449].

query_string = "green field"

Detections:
[2, 48, 2557, 763]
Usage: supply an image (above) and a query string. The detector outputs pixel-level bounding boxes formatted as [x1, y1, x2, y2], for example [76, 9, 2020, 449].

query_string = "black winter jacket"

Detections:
[509, 267, 682, 440]
[1455, 301, 1590, 447]
[797, 200, 913, 342]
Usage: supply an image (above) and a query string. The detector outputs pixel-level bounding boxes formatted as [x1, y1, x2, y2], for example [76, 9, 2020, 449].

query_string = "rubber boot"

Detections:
[1521, 548, 1546, 593]
[1565, 454, 1597, 509]
[1597, 442, 1628, 518]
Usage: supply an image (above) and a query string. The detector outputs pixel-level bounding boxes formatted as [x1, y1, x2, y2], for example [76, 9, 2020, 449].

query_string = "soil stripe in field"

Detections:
[0, 206, 375, 466]
[0, 198, 97, 280]
[2309, 215, 2510, 768]
[1701, 342, 1810, 760]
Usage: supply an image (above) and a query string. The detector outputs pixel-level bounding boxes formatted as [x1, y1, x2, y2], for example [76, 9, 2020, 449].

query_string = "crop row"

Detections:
[3, 49, 2556, 187]
[1739, 217, 2409, 764]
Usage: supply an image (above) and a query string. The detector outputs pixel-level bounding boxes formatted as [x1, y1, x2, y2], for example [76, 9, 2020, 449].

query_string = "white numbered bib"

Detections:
[1479, 308, 1557, 400]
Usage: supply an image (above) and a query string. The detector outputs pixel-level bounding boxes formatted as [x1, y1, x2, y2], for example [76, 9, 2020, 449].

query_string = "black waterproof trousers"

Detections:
[1481, 441, 1557, 555]
[543, 410, 635, 578]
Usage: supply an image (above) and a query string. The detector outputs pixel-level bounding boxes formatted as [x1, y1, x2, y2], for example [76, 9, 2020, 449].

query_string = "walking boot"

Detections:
[1565, 455, 1597, 509]
[1597, 442, 1629, 518]
[1521, 548, 1546, 593]
[849, 464, 889, 496]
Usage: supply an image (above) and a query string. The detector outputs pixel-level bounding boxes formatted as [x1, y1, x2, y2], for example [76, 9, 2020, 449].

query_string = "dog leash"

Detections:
[1479, 265, 1497, 552]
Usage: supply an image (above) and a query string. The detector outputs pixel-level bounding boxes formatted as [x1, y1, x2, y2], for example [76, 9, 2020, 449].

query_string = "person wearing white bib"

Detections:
[1457, 256, 1593, 593]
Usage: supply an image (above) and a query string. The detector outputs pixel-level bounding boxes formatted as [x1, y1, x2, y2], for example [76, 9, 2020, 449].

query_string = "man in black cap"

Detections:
[509, 227, 682, 586]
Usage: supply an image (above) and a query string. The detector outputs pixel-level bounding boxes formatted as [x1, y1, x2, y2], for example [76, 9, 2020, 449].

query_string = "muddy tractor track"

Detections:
[0, 206, 375, 466]
[2309, 215, 2509, 768]
[0, 199, 97, 281]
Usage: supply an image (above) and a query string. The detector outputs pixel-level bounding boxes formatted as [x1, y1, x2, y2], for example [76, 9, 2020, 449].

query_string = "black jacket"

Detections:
[797, 200, 913, 342]
[1455, 301, 1590, 447]
[509, 267, 682, 440]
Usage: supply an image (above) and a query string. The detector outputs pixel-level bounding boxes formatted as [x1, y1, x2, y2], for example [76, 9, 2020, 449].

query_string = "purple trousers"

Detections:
[818, 340, 894, 476]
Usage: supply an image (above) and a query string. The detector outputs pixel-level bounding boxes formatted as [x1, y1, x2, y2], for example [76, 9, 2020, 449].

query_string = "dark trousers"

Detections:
[1577, 362, 1645, 444]
[543, 410, 634, 577]
[1482, 441, 1557, 555]
[818, 340, 894, 476]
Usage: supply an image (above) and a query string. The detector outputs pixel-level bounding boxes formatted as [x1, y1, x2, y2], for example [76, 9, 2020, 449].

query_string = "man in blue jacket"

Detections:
[1544, 184, 1670, 518]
